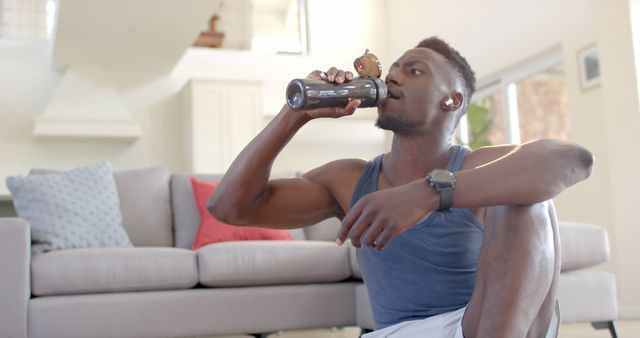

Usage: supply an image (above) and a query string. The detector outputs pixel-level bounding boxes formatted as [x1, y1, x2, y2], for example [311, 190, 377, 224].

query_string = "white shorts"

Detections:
[362, 302, 560, 338]
[361, 307, 466, 338]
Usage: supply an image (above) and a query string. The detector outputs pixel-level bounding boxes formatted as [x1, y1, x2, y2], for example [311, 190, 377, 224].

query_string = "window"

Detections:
[0, 0, 56, 40]
[251, 0, 308, 54]
[459, 48, 569, 147]
[196, 0, 309, 55]
[515, 64, 570, 141]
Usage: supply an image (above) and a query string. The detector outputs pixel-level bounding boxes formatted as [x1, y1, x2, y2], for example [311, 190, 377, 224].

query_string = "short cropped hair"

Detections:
[416, 37, 476, 117]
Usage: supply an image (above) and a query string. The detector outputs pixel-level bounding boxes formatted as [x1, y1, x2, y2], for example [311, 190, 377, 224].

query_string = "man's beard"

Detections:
[375, 114, 427, 136]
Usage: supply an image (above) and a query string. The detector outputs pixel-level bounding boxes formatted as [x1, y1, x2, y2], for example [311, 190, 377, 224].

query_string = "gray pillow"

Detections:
[5, 162, 132, 255]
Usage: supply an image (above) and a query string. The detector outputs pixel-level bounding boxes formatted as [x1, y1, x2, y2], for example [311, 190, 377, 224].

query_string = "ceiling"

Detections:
[51, 0, 222, 72]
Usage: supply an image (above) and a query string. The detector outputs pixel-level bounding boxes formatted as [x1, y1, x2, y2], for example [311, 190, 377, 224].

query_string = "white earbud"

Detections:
[444, 98, 454, 106]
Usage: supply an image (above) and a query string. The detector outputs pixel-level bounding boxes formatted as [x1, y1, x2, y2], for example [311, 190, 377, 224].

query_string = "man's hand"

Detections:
[299, 67, 361, 119]
[336, 180, 437, 250]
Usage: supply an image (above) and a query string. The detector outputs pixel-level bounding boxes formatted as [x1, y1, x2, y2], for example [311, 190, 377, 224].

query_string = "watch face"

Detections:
[431, 170, 453, 183]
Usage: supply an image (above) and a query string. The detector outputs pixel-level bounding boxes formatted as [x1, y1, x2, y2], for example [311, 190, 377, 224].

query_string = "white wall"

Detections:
[597, 0, 640, 316]
[173, 0, 391, 174]
[0, 0, 389, 195]
[0, 40, 192, 193]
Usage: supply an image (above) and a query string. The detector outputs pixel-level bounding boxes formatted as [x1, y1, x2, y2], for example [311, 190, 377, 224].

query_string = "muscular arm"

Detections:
[339, 138, 594, 248]
[454, 138, 594, 208]
[207, 106, 325, 228]
[207, 68, 361, 229]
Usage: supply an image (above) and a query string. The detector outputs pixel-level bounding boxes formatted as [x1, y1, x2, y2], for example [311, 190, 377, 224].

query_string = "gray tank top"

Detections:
[350, 145, 484, 330]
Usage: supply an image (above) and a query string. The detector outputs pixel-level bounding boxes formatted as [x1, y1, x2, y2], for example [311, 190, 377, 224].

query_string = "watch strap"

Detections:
[426, 169, 455, 211]
[438, 186, 453, 211]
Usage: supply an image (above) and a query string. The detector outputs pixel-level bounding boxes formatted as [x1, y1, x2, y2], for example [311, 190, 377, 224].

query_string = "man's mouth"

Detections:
[387, 88, 402, 100]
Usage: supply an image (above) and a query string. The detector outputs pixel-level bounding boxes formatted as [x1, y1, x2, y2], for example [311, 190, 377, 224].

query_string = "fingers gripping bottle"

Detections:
[285, 49, 387, 111]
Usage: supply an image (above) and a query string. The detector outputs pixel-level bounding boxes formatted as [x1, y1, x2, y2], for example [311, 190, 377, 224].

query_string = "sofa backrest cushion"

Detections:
[559, 221, 610, 272]
[304, 217, 342, 241]
[29, 166, 173, 247]
[190, 177, 291, 249]
[11, 162, 132, 254]
[172, 174, 220, 249]
[113, 167, 173, 247]
[171, 174, 306, 249]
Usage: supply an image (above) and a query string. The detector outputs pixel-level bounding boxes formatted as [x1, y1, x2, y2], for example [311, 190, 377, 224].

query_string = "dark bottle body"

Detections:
[286, 78, 387, 111]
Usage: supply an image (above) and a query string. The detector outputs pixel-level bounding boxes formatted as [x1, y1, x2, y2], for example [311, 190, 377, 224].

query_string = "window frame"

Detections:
[462, 46, 564, 145]
[0, 0, 56, 41]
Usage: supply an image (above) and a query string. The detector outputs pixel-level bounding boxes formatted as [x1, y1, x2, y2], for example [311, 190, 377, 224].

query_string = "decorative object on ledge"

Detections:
[193, 14, 225, 48]
[578, 43, 601, 91]
[33, 66, 141, 140]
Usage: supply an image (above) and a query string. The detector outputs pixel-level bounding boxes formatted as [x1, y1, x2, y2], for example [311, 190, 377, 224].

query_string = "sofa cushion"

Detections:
[29, 166, 173, 248]
[197, 240, 351, 287]
[304, 217, 342, 241]
[190, 177, 291, 249]
[558, 270, 618, 323]
[559, 221, 610, 272]
[28, 284, 358, 338]
[349, 243, 362, 279]
[171, 174, 305, 249]
[31, 247, 198, 296]
[7, 162, 132, 255]
[347, 221, 612, 277]
[113, 167, 173, 247]
[171, 174, 222, 249]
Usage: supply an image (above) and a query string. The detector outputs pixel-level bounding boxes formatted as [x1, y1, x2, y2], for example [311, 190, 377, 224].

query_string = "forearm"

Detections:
[207, 105, 310, 223]
[453, 139, 594, 208]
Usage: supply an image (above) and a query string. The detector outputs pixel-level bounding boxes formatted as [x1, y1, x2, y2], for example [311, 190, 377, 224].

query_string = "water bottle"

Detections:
[285, 77, 388, 111]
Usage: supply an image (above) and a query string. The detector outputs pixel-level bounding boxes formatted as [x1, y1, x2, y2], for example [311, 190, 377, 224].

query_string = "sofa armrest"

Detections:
[0, 218, 30, 338]
[559, 221, 610, 272]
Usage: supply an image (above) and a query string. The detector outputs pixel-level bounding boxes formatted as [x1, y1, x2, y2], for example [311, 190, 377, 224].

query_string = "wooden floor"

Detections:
[209, 320, 638, 337]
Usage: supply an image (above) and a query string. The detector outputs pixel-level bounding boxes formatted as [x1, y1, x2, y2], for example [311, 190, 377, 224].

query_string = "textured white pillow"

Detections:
[6, 162, 132, 255]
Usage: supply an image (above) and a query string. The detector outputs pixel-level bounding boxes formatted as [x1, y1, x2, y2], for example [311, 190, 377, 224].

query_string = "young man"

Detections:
[207, 37, 594, 338]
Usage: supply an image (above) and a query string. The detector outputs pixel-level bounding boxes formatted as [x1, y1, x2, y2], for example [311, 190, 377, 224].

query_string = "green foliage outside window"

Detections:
[458, 99, 493, 149]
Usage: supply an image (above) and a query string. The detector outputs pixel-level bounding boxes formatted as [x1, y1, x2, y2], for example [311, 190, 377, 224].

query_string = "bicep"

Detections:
[250, 176, 338, 229]
[249, 159, 364, 229]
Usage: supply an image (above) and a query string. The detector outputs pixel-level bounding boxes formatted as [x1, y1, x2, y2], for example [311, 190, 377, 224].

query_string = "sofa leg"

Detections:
[359, 328, 373, 337]
[591, 321, 619, 338]
[249, 333, 275, 338]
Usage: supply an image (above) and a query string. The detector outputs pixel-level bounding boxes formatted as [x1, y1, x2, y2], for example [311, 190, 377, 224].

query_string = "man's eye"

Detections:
[410, 69, 423, 75]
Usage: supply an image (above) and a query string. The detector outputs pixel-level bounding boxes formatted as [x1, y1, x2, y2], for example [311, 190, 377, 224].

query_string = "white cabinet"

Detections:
[181, 79, 262, 173]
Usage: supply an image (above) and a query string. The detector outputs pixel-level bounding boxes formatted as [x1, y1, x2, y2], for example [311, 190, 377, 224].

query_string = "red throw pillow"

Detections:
[190, 177, 291, 250]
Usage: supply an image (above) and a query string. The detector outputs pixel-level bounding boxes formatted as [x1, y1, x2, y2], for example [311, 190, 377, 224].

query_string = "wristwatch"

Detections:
[426, 169, 456, 211]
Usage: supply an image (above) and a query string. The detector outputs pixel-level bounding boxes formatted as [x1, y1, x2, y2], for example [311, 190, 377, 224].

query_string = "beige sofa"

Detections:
[0, 167, 619, 338]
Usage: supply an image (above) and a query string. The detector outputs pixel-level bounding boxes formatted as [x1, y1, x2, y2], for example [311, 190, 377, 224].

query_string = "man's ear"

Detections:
[442, 92, 464, 111]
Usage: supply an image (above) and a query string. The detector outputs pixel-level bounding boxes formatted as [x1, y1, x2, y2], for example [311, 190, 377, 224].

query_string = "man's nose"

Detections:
[385, 68, 400, 85]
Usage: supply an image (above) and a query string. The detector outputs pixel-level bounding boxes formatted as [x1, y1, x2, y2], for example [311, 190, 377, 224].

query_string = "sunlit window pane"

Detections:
[0, 0, 54, 40]
[515, 64, 570, 142]
[484, 91, 509, 145]
[465, 92, 508, 148]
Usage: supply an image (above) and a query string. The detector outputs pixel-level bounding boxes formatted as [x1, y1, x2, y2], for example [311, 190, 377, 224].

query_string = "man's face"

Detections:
[377, 48, 456, 136]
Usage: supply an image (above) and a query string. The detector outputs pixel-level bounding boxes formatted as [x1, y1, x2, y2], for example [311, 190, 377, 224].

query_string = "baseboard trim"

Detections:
[619, 305, 640, 319]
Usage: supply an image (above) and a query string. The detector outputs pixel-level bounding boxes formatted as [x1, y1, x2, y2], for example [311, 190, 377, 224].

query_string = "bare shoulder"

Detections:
[302, 158, 369, 216]
[460, 144, 517, 170]
[302, 158, 368, 182]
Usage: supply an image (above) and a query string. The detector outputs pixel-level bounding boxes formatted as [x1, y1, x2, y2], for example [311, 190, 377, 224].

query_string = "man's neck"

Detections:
[382, 133, 453, 187]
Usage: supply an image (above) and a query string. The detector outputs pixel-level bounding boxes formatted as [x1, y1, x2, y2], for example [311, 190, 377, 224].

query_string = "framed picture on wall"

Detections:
[578, 44, 601, 91]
